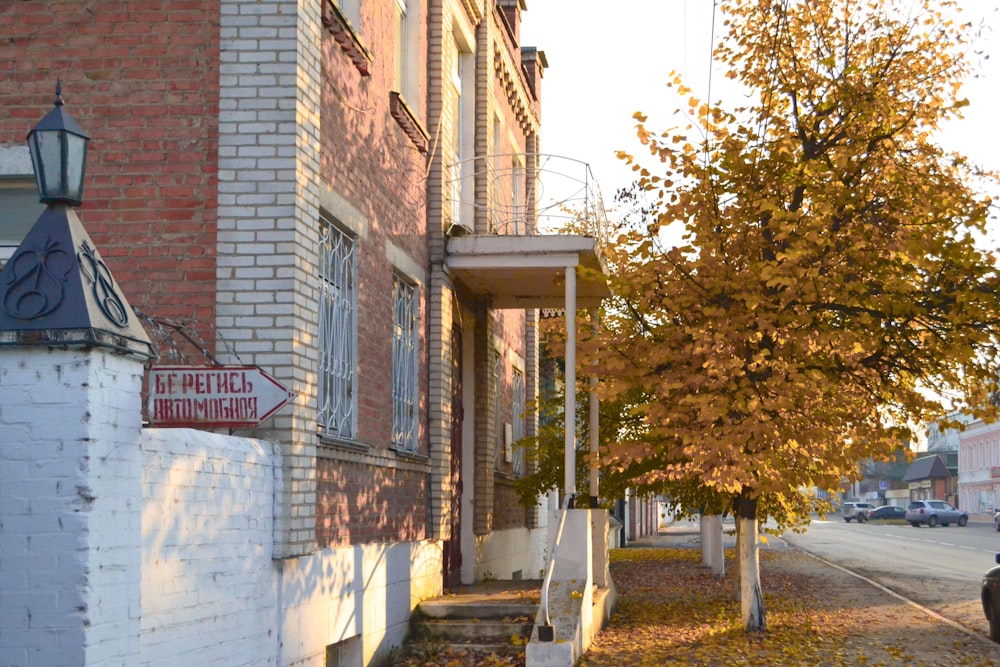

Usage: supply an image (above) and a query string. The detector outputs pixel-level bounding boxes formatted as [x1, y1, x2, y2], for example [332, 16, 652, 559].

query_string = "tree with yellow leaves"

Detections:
[595, 0, 1000, 632]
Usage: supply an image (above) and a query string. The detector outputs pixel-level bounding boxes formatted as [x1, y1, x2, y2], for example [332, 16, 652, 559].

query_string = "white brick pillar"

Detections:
[0, 347, 145, 667]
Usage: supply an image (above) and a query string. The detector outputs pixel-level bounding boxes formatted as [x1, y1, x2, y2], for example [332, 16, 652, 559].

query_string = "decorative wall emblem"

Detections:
[78, 241, 128, 328]
[2, 238, 72, 320]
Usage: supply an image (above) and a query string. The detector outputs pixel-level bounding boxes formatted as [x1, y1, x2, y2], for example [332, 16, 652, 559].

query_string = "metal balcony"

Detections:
[444, 154, 611, 309]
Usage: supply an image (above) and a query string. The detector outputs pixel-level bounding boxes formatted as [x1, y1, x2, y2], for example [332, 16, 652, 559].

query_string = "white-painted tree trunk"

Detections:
[700, 514, 711, 566]
[706, 514, 725, 577]
[738, 515, 766, 631]
[700, 514, 724, 576]
[731, 518, 741, 600]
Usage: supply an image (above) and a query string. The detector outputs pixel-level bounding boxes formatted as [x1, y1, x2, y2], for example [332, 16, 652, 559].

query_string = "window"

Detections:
[334, 0, 361, 30]
[491, 115, 503, 233]
[392, 274, 419, 452]
[0, 179, 43, 263]
[511, 157, 525, 234]
[318, 216, 357, 440]
[0, 145, 43, 265]
[394, 0, 407, 95]
[449, 49, 464, 229]
[447, 36, 474, 234]
[392, 0, 420, 105]
[493, 351, 504, 468]
[511, 367, 525, 476]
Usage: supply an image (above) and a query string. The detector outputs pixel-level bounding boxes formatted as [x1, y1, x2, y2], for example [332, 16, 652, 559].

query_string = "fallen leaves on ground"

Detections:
[398, 547, 1000, 666]
[582, 548, 997, 666]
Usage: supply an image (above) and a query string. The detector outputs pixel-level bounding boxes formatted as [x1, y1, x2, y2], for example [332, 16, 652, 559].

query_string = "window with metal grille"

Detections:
[512, 367, 525, 476]
[494, 351, 504, 468]
[318, 217, 357, 440]
[392, 274, 419, 452]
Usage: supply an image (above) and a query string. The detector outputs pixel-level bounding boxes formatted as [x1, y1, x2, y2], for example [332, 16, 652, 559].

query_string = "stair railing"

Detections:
[537, 492, 575, 642]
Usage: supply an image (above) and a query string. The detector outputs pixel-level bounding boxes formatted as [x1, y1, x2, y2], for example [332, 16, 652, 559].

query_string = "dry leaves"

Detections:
[581, 548, 997, 666]
[399, 546, 999, 666]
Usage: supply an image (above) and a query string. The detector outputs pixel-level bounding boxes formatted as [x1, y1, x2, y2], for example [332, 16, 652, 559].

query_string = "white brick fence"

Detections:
[0, 346, 441, 666]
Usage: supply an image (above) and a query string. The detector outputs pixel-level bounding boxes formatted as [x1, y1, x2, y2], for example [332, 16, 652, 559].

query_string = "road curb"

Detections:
[794, 547, 997, 650]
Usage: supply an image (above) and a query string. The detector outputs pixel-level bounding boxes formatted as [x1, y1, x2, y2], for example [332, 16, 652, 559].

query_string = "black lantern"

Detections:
[26, 82, 90, 207]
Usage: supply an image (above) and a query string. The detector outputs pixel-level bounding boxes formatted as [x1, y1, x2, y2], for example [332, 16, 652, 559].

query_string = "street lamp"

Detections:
[26, 81, 91, 207]
[0, 84, 152, 359]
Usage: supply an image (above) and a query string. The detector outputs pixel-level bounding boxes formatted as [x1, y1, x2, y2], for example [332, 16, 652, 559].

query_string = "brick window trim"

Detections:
[390, 91, 430, 154]
[318, 432, 371, 454]
[322, 0, 373, 76]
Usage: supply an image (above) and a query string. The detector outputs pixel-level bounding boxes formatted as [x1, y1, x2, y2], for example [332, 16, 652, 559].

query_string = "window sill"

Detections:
[391, 446, 429, 463]
[318, 433, 371, 453]
[390, 92, 429, 154]
[322, 0, 372, 77]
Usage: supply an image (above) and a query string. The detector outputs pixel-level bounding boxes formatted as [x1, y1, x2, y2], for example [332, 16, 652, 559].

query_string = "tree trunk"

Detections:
[735, 496, 766, 632]
[700, 513, 711, 566]
[731, 517, 741, 601]
[701, 514, 725, 577]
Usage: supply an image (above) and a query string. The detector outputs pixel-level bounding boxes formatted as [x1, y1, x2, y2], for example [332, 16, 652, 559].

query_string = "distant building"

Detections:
[904, 452, 957, 505]
[958, 417, 1000, 518]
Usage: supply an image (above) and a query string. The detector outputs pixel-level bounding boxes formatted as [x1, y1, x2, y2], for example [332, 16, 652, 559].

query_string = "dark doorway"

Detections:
[443, 325, 464, 589]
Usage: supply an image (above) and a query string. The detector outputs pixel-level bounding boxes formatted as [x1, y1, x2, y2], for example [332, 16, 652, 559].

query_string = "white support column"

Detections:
[589, 309, 599, 505]
[564, 266, 577, 499]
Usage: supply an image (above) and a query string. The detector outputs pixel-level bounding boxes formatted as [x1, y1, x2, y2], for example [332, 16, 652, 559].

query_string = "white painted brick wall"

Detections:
[0, 348, 144, 667]
[139, 429, 277, 667]
[1, 349, 440, 667]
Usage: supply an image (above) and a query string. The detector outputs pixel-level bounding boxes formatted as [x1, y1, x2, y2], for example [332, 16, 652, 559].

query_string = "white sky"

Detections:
[521, 0, 1000, 239]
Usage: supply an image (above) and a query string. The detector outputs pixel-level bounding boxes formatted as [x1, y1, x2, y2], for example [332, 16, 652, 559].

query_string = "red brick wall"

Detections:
[319, 6, 429, 452]
[485, 14, 534, 531]
[317, 458, 429, 546]
[0, 1, 220, 357]
[493, 476, 527, 531]
[315, 1, 432, 544]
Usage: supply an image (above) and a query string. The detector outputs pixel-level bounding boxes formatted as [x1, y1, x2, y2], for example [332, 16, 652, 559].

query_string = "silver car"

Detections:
[905, 500, 968, 527]
[841, 501, 876, 523]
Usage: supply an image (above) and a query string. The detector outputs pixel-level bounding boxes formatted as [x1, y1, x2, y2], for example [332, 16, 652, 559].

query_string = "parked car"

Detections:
[841, 501, 876, 523]
[981, 554, 1000, 641]
[868, 505, 906, 521]
[993, 509, 1000, 532]
[905, 500, 968, 527]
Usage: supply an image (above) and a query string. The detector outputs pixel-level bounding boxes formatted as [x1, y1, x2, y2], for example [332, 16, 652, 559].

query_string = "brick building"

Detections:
[958, 418, 1000, 521]
[0, 1, 608, 664]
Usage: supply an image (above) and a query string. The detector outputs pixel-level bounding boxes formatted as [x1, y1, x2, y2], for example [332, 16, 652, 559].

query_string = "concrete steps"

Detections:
[407, 580, 541, 657]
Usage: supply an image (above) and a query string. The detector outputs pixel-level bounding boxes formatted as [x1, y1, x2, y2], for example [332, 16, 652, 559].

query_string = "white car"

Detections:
[841, 501, 876, 523]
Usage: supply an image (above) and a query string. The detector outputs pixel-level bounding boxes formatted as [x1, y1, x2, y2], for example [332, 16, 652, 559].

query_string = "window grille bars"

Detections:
[392, 275, 419, 451]
[512, 367, 525, 476]
[318, 220, 357, 439]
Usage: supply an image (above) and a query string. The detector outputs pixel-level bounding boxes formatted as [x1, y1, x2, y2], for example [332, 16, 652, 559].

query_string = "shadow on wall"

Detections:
[140, 428, 281, 664]
[141, 426, 444, 664]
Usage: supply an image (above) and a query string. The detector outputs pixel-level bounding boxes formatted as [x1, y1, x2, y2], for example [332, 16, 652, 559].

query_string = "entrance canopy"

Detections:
[446, 235, 610, 308]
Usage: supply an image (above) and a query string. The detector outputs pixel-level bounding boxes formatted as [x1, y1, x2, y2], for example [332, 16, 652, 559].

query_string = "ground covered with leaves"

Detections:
[581, 548, 998, 666]
[398, 546, 1000, 666]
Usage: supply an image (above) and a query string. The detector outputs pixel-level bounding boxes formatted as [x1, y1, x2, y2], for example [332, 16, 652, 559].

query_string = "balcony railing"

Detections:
[444, 153, 609, 244]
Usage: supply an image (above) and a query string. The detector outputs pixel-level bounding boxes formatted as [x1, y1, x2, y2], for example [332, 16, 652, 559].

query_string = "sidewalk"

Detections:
[584, 520, 1000, 666]
[641, 515, 747, 549]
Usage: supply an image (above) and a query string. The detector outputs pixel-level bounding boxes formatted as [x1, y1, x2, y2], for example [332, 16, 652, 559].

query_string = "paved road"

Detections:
[783, 517, 1000, 636]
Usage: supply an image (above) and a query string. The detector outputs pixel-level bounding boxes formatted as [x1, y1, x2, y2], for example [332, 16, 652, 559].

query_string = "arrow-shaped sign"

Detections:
[147, 366, 295, 428]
